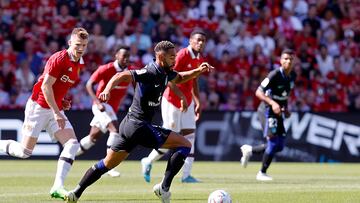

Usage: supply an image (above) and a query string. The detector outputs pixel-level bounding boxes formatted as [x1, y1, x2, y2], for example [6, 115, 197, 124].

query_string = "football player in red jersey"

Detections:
[141, 29, 207, 183]
[76, 46, 132, 177]
[0, 27, 89, 200]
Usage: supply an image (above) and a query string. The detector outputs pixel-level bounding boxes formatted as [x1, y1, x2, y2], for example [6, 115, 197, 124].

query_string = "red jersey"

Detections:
[163, 46, 204, 108]
[31, 50, 84, 109]
[90, 61, 130, 111]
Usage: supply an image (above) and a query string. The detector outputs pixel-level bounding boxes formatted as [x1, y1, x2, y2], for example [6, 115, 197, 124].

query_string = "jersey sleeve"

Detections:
[46, 55, 62, 78]
[168, 70, 178, 82]
[90, 66, 105, 83]
[173, 51, 187, 72]
[258, 70, 277, 92]
[129, 67, 154, 83]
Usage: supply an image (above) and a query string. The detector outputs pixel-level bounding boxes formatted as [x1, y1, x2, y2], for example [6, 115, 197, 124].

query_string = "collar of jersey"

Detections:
[66, 50, 84, 64]
[187, 45, 200, 59]
[279, 67, 289, 80]
[152, 62, 165, 74]
[114, 60, 127, 72]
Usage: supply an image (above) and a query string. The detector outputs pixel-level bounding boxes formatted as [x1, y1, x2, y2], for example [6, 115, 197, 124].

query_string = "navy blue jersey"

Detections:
[129, 62, 178, 121]
[257, 67, 296, 117]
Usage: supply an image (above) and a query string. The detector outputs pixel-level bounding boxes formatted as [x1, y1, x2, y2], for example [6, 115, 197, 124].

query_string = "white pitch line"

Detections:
[0, 192, 44, 197]
[0, 189, 149, 198]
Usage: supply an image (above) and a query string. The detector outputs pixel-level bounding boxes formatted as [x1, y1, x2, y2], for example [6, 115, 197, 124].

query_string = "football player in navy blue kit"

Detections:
[64, 41, 213, 203]
[240, 49, 296, 181]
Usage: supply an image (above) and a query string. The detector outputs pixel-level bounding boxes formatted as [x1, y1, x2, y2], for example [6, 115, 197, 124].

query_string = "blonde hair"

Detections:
[71, 27, 89, 40]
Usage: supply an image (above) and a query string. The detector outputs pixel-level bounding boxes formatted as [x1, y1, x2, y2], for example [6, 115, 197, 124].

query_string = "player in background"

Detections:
[64, 41, 213, 203]
[141, 29, 207, 183]
[75, 45, 132, 177]
[240, 49, 297, 181]
[0, 28, 89, 199]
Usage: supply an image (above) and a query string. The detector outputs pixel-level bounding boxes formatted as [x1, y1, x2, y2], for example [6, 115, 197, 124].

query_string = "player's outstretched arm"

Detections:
[168, 81, 188, 112]
[172, 62, 214, 84]
[99, 71, 133, 102]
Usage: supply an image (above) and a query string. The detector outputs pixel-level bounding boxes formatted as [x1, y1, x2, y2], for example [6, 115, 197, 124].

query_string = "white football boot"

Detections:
[153, 183, 171, 203]
[240, 144, 253, 168]
[65, 190, 78, 203]
[256, 171, 273, 181]
[107, 168, 121, 177]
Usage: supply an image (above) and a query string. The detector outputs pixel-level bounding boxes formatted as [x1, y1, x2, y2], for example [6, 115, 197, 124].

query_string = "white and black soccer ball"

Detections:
[208, 189, 232, 203]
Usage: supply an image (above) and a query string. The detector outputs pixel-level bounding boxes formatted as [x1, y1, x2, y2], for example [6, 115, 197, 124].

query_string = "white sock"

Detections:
[53, 140, 79, 188]
[53, 160, 71, 188]
[77, 135, 95, 156]
[182, 133, 195, 178]
[0, 140, 31, 158]
[107, 132, 120, 148]
[147, 148, 168, 163]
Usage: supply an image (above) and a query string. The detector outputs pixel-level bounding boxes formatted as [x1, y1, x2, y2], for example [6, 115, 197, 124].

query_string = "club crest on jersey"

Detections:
[136, 69, 147, 75]
[68, 67, 72, 72]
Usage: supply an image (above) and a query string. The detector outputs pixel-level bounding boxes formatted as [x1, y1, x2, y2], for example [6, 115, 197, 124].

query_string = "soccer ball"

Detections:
[208, 189, 232, 203]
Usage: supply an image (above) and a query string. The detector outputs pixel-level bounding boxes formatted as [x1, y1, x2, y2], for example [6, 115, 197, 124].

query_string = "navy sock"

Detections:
[252, 144, 267, 154]
[261, 153, 274, 173]
[74, 160, 110, 198]
[162, 148, 189, 191]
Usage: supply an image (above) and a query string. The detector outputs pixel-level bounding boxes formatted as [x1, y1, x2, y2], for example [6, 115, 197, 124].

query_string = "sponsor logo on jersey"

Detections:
[148, 101, 161, 107]
[60, 75, 75, 84]
[148, 96, 162, 106]
[135, 69, 147, 75]
[68, 67, 72, 72]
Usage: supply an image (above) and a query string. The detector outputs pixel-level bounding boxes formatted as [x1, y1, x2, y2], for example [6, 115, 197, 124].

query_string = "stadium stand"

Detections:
[0, 0, 359, 112]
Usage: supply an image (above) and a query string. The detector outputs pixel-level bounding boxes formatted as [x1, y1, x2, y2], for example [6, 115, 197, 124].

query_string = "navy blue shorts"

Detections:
[111, 114, 172, 153]
[257, 108, 286, 137]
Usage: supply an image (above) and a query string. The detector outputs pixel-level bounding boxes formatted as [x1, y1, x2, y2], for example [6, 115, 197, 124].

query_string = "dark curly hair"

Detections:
[154, 41, 175, 53]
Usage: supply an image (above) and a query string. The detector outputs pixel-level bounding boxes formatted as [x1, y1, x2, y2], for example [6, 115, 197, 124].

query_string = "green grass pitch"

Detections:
[0, 160, 359, 203]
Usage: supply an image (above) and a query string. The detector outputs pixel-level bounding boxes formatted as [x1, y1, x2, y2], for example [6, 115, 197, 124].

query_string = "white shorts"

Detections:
[90, 103, 117, 133]
[161, 98, 196, 133]
[23, 99, 73, 141]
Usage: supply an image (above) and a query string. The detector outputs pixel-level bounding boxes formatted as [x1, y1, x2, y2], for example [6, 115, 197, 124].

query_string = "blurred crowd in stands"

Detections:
[0, 0, 359, 112]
